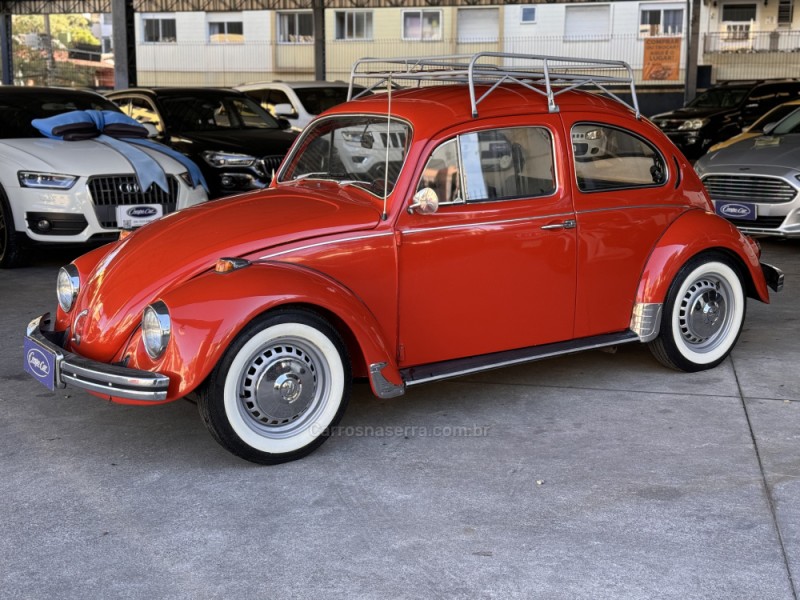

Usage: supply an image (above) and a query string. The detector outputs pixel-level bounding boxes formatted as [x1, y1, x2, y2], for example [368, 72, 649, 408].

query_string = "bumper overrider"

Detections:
[25, 313, 169, 401]
[762, 262, 785, 293]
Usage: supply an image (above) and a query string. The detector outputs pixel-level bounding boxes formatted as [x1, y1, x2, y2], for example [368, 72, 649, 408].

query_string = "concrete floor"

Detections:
[1, 239, 798, 599]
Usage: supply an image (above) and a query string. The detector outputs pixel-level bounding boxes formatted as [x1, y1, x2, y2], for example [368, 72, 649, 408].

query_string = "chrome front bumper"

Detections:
[26, 314, 169, 401]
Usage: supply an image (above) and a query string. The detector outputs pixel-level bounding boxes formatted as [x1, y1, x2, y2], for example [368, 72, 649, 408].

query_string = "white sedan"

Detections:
[0, 87, 208, 268]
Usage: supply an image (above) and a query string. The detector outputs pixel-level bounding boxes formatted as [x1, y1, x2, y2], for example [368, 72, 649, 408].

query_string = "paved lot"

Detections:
[1, 239, 798, 600]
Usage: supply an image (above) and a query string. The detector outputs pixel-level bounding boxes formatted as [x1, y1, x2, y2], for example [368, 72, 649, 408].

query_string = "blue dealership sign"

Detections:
[24, 337, 56, 391]
[716, 200, 757, 221]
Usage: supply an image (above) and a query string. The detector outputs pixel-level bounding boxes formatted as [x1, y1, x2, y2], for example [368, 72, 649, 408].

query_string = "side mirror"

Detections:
[408, 187, 439, 215]
[142, 122, 160, 139]
[762, 121, 778, 135]
[273, 103, 297, 118]
[276, 117, 292, 131]
[361, 131, 374, 149]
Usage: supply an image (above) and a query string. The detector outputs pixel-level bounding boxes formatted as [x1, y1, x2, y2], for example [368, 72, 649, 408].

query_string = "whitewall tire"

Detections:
[199, 309, 351, 464]
[649, 254, 746, 372]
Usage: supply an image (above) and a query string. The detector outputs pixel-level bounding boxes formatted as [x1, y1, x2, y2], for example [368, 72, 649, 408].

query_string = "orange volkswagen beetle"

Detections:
[24, 54, 783, 464]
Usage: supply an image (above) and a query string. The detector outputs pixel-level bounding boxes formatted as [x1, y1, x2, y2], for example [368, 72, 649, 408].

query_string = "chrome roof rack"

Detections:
[348, 52, 640, 119]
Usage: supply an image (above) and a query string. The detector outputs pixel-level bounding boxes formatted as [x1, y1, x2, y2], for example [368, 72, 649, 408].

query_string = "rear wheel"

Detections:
[198, 309, 351, 464]
[649, 254, 746, 372]
[0, 186, 25, 268]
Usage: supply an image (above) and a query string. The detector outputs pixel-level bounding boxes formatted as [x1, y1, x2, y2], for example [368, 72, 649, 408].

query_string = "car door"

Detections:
[566, 116, 685, 338]
[396, 121, 577, 367]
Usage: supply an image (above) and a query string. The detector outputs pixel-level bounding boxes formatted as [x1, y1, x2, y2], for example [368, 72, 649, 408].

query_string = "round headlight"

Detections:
[56, 265, 80, 313]
[142, 301, 171, 359]
[679, 119, 706, 131]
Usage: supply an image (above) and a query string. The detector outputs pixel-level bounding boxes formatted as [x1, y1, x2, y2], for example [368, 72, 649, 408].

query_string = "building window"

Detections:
[143, 17, 176, 43]
[778, 0, 793, 26]
[458, 8, 499, 43]
[521, 7, 536, 24]
[278, 12, 313, 43]
[209, 21, 244, 43]
[564, 6, 611, 41]
[335, 11, 373, 41]
[721, 4, 756, 40]
[639, 6, 684, 36]
[403, 10, 442, 41]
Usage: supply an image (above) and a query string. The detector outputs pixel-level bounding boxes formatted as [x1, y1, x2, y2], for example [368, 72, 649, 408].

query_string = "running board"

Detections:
[402, 331, 640, 387]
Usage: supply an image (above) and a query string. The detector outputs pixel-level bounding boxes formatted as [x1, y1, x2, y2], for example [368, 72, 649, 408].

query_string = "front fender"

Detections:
[635, 209, 769, 306]
[123, 261, 400, 401]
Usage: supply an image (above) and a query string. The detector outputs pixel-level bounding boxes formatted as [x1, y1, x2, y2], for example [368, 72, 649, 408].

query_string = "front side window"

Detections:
[416, 127, 556, 204]
[403, 10, 443, 41]
[143, 17, 176, 43]
[335, 11, 373, 40]
[278, 11, 313, 43]
[209, 20, 244, 43]
[280, 115, 412, 199]
[639, 7, 684, 36]
[572, 123, 667, 193]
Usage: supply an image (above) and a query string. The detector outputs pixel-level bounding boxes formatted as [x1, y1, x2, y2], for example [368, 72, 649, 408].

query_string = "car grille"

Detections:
[87, 175, 178, 228]
[727, 216, 786, 229]
[261, 155, 284, 176]
[702, 175, 797, 204]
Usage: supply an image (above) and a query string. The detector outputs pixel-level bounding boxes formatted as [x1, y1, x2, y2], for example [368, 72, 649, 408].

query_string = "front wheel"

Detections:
[198, 310, 351, 464]
[0, 186, 25, 268]
[649, 254, 746, 372]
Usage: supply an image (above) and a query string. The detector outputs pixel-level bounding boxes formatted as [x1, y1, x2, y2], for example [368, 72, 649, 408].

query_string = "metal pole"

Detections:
[684, 0, 701, 104]
[112, 0, 136, 89]
[313, 0, 325, 80]
[0, 10, 12, 85]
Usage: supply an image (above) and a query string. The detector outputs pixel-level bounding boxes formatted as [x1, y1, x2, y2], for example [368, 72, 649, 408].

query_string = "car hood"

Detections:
[701, 134, 800, 170]
[170, 128, 297, 156]
[0, 138, 186, 174]
[71, 185, 382, 361]
[651, 107, 729, 121]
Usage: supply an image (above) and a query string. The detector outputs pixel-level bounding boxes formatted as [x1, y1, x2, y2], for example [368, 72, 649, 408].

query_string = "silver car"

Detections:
[695, 107, 800, 238]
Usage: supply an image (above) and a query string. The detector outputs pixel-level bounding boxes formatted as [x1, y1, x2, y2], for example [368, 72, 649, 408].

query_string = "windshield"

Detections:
[751, 104, 800, 132]
[279, 115, 411, 199]
[687, 87, 748, 109]
[0, 92, 119, 139]
[159, 95, 281, 133]
[770, 107, 800, 135]
[295, 86, 368, 116]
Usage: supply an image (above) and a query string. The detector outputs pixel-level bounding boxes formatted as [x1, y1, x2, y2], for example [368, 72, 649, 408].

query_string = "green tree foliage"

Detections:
[13, 14, 100, 47]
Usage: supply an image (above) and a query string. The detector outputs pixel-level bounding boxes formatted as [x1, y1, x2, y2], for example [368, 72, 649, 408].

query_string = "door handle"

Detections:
[540, 219, 576, 231]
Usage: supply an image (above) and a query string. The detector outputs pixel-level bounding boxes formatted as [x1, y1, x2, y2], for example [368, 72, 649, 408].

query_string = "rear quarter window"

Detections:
[572, 123, 667, 193]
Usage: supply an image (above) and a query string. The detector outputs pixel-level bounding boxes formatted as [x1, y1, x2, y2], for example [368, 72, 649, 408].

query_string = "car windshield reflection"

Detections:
[280, 115, 411, 198]
[159, 96, 281, 133]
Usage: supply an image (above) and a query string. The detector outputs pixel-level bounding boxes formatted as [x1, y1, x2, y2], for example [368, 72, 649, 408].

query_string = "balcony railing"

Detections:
[703, 30, 800, 54]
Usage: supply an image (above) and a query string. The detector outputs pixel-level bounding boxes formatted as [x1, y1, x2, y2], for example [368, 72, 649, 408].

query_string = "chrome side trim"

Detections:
[257, 232, 393, 260]
[27, 313, 169, 401]
[630, 302, 663, 343]
[401, 212, 574, 235]
[402, 331, 639, 387]
[369, 362, 406, 399]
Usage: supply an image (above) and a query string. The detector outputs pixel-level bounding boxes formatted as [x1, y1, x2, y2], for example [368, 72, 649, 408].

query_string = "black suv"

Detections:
[107, 88, 298, 198]
[650, 80, 800, 159]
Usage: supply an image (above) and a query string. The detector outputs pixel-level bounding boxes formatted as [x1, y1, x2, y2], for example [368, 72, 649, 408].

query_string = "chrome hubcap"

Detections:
[238, 340, 323, 433]
[678, 276, 732, 351]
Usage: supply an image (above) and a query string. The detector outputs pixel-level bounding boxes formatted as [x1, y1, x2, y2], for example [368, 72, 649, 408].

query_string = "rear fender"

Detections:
[635, 209, 769, 306]
[123, 261, 400, 401]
